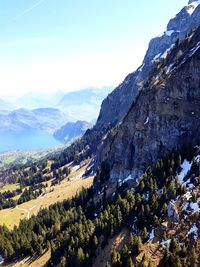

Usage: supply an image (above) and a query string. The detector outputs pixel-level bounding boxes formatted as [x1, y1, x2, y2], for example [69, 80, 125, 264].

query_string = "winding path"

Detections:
[16, 193, 45, 219]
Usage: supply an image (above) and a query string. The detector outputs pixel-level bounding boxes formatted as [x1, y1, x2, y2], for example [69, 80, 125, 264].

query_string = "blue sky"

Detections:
[0, 0, 188, 96]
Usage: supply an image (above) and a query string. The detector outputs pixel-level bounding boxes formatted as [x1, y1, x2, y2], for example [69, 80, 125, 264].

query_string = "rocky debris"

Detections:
[186, 223, 198, 240]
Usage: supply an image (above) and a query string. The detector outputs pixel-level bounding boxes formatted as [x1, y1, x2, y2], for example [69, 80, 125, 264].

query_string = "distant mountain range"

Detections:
[57, 87, 113, 122]
[0, 87, 112, 150]
[0, 108, 68, 134]
[54, 120, 93, 144]
[1, 86, 113, 122]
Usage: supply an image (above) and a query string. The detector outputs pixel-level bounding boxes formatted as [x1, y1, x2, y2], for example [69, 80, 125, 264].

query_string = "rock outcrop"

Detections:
[96, 26, 200, 181]
[56, 1, 200, 173]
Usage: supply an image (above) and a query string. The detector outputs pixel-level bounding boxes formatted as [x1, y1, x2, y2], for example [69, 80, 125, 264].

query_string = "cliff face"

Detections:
[54, 1, 200, 172]
[95, 0, 200, 130]
[97, 26, 200, 181]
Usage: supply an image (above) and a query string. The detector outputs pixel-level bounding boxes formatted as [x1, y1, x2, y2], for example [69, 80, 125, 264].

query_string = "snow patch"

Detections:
[189, 41, 200, 57]
[142, 192, 149, 201]
[138, 63, 145, 72]
[160, 239, 171, 247]
[118, 178, 122, 186]
[186, 0, 200, 15]
[190, 202, 200, 213]
[165, 64, 175, 75]
[86, 163, 94, 171]
[184, 191, 192, 201]
[186, 224, 198, 240]
[124, 175, 134, 183]
[148, 228, 155, 240]
[153, 53, 161, 61]
[177, 159, 192, 184]
[182, 198, 200, 214]
[165, 30, 174, 36]
[195, 155, 200, 163]
[161, 43, 175, 59]
[187, 183, 194, 189]
[0, 255, 4, 265]
[144, 116, 149, 125]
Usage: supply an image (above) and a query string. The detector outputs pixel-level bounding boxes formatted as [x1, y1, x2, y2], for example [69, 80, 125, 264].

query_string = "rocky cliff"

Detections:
[96, 25, 200, 181]
[52, 1, 200, 172]
[95, 0, 200, 130]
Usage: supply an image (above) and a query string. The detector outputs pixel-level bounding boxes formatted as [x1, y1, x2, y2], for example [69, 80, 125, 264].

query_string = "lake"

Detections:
[0, 131, 61, 151]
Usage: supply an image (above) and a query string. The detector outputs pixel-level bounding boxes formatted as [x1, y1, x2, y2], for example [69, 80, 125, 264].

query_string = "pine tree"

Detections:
[173, 255, 182, 267]
[76, 247, 85, 267]
[93, 235, 98, 248]
[127, 257, 134, 267]
[139, 180, 145, 192]
[60, 256, 67, 267]
[105, 262, 112, 267]
[111, 249, 121, 266]
[188, 247, 198, 267]
[162, 245, 170, 264]
[169, 238, 179, 254]
[139, 253, 149, 267]
[180, 244, 187, 258]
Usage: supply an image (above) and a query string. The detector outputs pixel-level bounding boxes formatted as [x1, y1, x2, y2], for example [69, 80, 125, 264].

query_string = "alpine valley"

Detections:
[0, 1, 200, 267]
[0, 87, 111, 151]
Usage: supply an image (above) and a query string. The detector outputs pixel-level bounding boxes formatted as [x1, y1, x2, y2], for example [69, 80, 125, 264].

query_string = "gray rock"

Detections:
[168, 201, 179, 222]
[96, 26, 200, 181]
[95, 1, 200, 131]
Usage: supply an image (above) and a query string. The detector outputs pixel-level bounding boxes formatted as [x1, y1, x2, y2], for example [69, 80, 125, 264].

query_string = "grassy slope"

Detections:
[0, 183, 20, 193]
[0, 165, 94, 229]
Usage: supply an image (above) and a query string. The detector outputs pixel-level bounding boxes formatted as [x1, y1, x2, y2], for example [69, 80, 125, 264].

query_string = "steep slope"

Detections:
[97, 26, 200, 181]
[96, 0, 200, 130]
[0, 146, 199, 267]
[54, 120, 93, 144]
[54, 0, 200, 169]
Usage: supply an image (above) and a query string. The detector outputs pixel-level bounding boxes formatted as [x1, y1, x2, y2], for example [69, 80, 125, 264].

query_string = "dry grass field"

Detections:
[0, 164, 94, 229]
[0, 183, 20, 193]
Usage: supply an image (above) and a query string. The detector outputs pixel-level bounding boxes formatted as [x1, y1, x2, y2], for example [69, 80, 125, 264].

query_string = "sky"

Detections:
[0, 0, 188, 97]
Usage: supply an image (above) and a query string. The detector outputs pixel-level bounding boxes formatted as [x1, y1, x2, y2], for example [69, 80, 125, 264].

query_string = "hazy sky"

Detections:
[0, 0, 188, 97]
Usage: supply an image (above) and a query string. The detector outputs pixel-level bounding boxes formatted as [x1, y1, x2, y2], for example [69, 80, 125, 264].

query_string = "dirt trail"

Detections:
[16, 193, 45, 219]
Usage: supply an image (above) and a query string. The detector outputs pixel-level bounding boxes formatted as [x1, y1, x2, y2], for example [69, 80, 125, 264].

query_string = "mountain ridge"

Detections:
[54, 120, 93, 144]
[95, 0, 200, 131]
[96, 25, 200, 181]
[58, 0, 200, 176]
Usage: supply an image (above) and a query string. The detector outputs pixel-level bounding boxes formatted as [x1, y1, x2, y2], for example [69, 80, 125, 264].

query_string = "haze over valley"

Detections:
[0, 87, 112, 152]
